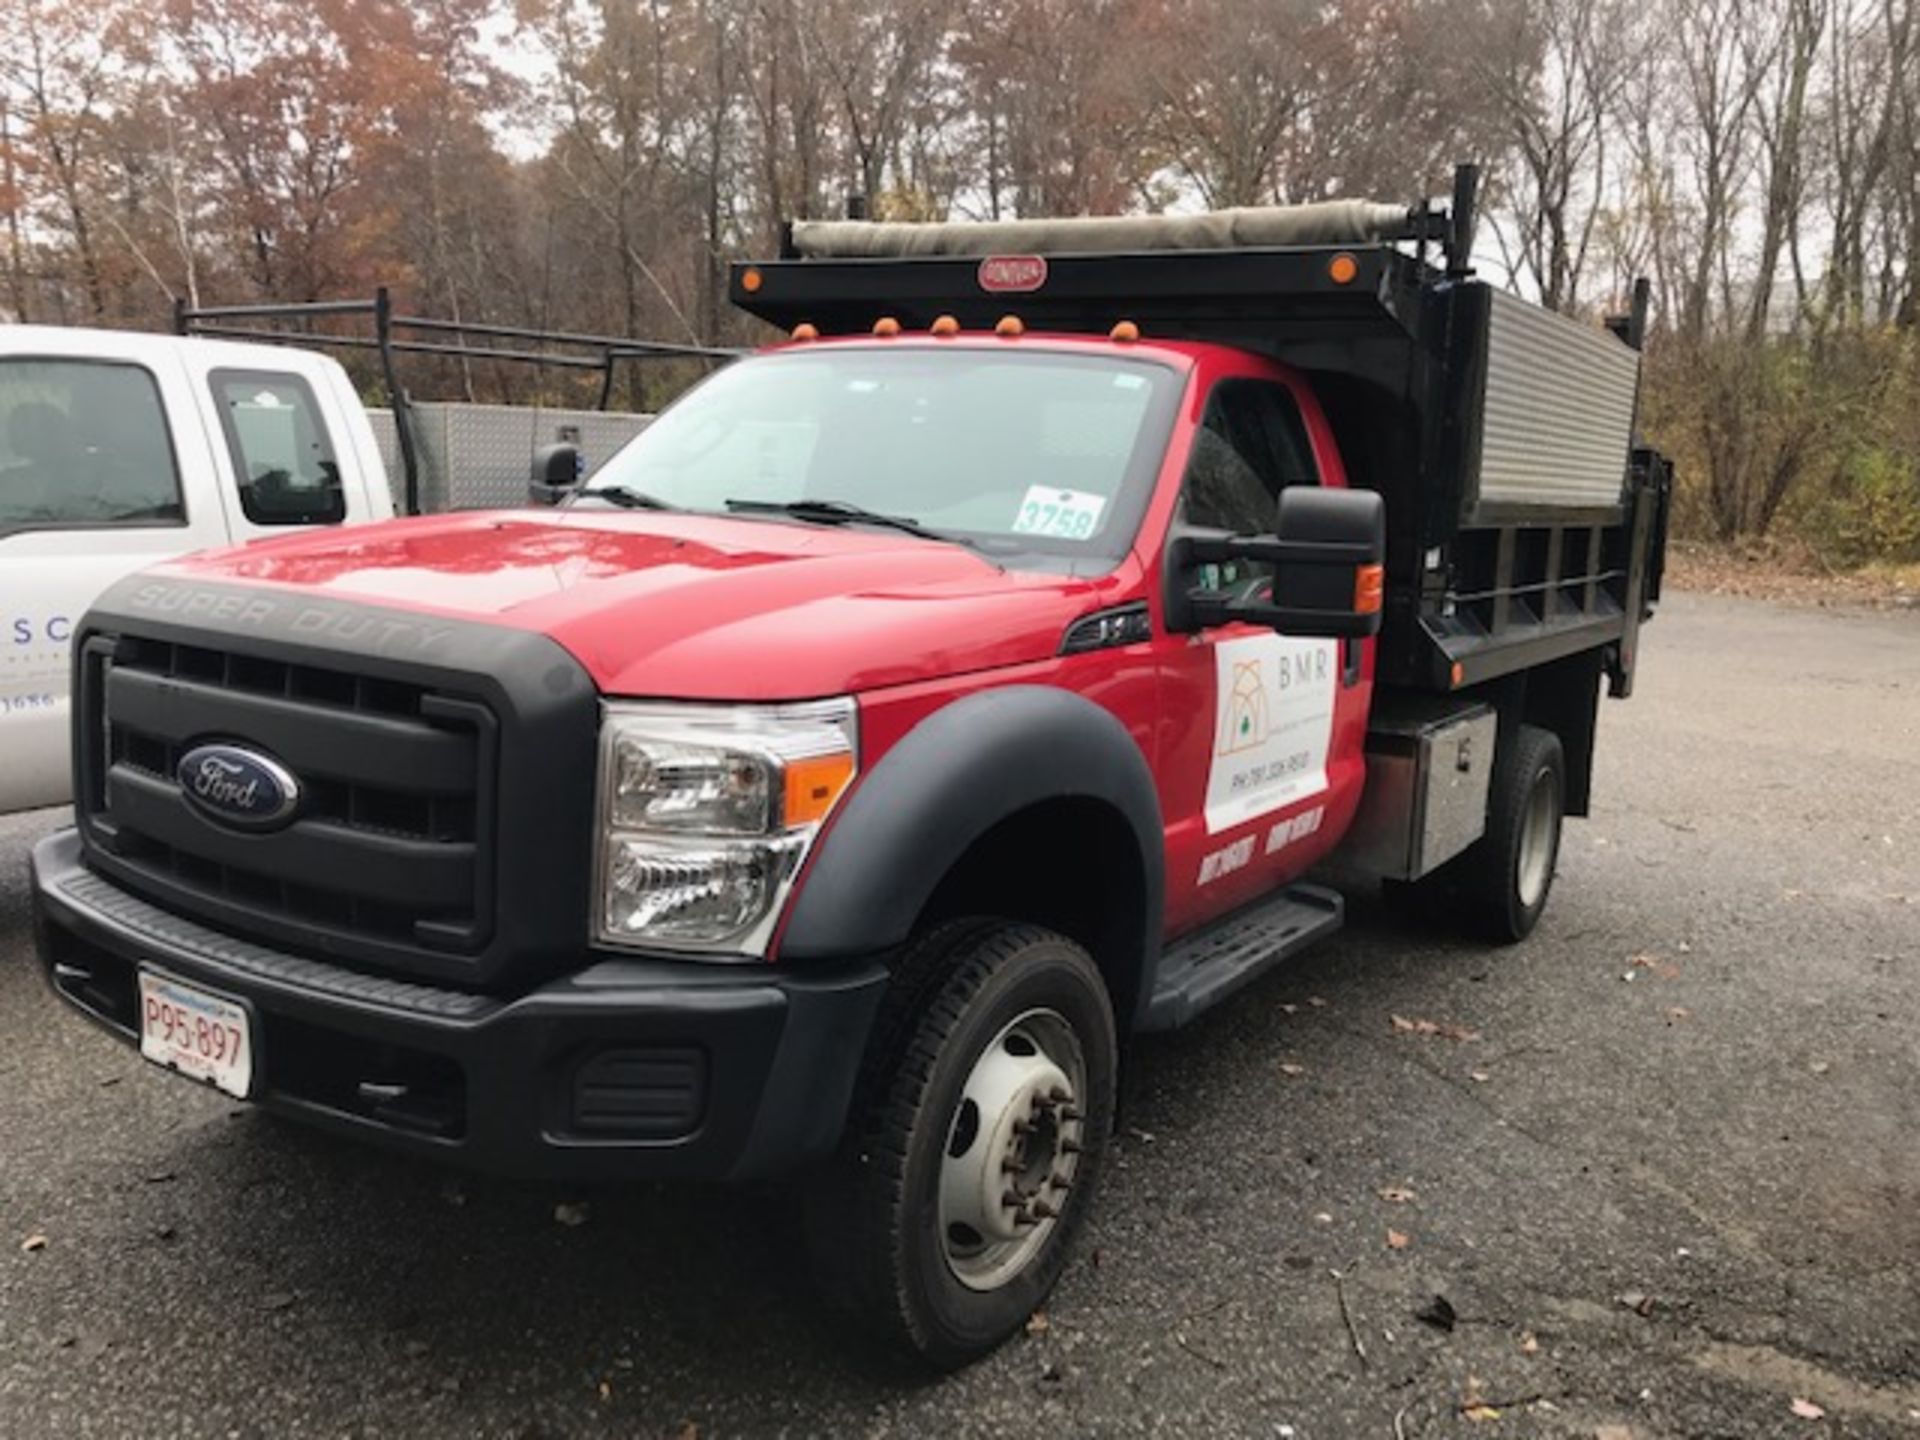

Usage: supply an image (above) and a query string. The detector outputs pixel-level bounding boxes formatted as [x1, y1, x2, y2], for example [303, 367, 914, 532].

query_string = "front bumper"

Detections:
[31, 829, 887, 1182]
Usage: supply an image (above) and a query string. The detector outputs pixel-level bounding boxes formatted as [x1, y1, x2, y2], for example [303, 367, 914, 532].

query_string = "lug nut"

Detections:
[1060, 1106, 1084, 1122]
[1031, 1198, 1060, 1220]
[1059, 1139, 1082, 1155]
[1048, 1085, 1071, 1103]
[1012, 1118, 1036, 1137]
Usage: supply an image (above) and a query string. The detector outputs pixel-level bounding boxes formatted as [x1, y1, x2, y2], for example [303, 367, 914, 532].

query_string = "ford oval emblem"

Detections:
[177, 744, 303, 831]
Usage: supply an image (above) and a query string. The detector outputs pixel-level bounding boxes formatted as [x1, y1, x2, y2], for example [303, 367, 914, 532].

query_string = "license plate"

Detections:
[137, 971, 255, 1099]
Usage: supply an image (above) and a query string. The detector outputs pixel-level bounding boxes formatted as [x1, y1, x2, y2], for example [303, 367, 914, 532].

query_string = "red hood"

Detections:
[156, 510, 1110, 698]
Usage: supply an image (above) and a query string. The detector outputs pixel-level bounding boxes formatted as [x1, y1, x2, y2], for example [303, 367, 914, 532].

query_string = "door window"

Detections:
[0, 359, 186, 530]
[1180, 378, 1319, 531]
[1180, 379, 1320, 591]
[210, 369, 346, 525]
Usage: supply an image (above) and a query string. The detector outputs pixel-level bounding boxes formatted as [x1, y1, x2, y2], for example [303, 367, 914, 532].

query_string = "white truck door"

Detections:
[0, 341, 233, 813]
[186, 353, 392, 539]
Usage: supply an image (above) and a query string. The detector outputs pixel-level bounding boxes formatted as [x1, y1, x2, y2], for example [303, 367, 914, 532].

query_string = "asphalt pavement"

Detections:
[1, 591, 1916, 1439]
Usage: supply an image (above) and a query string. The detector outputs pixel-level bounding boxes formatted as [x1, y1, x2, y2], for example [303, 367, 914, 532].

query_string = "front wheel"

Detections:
[803, 920, 1117, 1369]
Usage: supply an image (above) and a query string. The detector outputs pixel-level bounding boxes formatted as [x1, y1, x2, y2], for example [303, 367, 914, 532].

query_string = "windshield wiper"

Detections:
[724, 497, 952, 543]
[572, 484, 677, 511]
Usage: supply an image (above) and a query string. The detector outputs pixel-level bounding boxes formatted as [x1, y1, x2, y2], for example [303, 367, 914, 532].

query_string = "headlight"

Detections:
[595, 700, 857, 954]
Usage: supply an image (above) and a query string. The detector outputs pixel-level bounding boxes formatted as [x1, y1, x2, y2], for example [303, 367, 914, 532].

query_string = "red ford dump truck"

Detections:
[32, 166, 1668, 1367]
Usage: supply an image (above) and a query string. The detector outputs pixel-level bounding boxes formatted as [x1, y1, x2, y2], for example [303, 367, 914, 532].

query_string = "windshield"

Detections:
[576, 346, 1181, 567]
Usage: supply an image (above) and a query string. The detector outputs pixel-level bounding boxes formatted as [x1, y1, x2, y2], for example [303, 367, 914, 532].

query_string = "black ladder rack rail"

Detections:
[174, 288, 740, 516]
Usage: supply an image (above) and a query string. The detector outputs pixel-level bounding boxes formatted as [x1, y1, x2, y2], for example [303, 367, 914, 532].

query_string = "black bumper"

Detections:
[31, 829, 887, 1182]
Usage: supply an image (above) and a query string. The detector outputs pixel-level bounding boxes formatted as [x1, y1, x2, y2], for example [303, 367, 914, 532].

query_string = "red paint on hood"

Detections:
[156, 509, 1109, 699]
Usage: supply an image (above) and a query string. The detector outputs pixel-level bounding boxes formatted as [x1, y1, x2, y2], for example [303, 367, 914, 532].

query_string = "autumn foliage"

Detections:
[2, 0, 1917, 559]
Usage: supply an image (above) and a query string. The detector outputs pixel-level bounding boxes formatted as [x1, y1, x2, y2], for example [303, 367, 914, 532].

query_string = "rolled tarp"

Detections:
[789, 200, 1415, 259]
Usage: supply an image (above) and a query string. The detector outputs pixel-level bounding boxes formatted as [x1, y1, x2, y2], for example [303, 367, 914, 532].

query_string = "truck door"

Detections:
[0, 348, 230, 813]
[1155, 370, 1374, 937]
[191, 365, 358, 541]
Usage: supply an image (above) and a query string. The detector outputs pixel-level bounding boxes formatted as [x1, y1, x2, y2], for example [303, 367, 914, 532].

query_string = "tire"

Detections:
[1456, 723, 1565, 943]
[802, 919, 1118, 1370]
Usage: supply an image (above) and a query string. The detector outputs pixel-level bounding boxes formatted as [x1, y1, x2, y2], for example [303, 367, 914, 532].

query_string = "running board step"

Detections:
[1141, 884, 1344, 1031]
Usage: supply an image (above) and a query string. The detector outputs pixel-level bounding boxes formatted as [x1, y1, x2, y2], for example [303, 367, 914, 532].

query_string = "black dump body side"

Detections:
[728, 242, 1671, 703]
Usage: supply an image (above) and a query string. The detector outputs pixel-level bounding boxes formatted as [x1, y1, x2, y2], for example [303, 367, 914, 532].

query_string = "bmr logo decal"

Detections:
[177, 744, 303, 831]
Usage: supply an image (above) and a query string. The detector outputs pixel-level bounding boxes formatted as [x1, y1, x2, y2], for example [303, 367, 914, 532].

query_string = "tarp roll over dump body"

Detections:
[736, 188, 1669, 704]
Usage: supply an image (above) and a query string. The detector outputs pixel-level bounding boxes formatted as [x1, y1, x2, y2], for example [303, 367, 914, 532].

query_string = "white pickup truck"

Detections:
[1, 325, 395, 814]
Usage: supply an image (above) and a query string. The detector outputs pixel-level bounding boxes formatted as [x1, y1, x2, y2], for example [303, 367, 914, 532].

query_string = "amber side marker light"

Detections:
[740, 266, 765, 293]
[784, 753, 857, 827]
[930, 314, 961, 336]
[1450, 661, 1466, 689]
[1354, 562, 1385, 615]
[1110, 320, 1141, 342]
[790, 322, 819, 341]
[1328, 253, 1359, 285]
[994, 314, 1025, 337]
[873, 316, 902, 337]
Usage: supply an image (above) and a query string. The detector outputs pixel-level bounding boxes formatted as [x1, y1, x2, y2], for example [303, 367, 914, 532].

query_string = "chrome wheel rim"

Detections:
[1516, 766, 1558, 909]
[937, 1007, 1087, 1293]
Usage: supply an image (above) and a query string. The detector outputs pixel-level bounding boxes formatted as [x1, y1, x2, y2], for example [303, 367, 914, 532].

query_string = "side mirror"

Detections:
[528, 443, 583, 506]
[1171, 487, 1386, 638]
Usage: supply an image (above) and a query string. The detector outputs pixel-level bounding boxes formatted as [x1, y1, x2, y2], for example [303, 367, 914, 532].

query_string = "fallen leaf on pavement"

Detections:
[1628, 953, 1659, 968]
[1390, 1015, 1481, 1041]
[1378, 1185, 1416, 1203]
[1594, 1426, 1635, 1440]
[1520, 1332, 1540, 1354]
[1809, 1061, 1830, 1076]
[1469, 1069, 1492, 1083]
[554, 1201, 591, 1228]
[1307, 996, 1327, 1008]
[19, 1235, 47, 1253]
[1025, 1310, 1050, 1336]
[1278, 1062, 1306, 1077]
[1463, 1406, 1502, 1423]
[1386, 1229, 1411, 1250]
[1614, 1290, 1656, 1317]
[1312, 1212, 1333, 1224]
[1789, 1398, 1825, 1420]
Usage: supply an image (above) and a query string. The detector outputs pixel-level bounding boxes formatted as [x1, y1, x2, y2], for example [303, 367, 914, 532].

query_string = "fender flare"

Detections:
[779, 685, 1164, 1015]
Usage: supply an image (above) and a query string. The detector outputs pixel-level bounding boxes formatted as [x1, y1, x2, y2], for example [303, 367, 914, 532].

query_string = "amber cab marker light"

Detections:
[930, 314, 961, 336]
[1328, 252, 1359, 286]
[994, 314, 1025, 337]
[740, 266, 764, 293]
[873, 316, 902, 337]
[790, 322, 819, 342]
[1110, 320, 1141, 342]
[1450, 661, 1466, 689]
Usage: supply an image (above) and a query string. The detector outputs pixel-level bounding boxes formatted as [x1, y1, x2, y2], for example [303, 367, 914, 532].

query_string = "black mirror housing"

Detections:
[1171, 487, 1386, 638]
[528, 443, 583, 505]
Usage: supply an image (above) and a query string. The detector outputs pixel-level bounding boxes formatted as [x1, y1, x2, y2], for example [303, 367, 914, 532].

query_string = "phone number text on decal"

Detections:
[1227, 751, 1314, 793]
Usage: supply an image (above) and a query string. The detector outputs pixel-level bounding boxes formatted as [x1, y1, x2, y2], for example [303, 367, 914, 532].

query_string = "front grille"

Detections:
[81, 633, 497, 968]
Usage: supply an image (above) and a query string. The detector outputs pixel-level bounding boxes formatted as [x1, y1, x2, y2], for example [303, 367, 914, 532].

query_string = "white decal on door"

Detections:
[1204, 634, 1338, 835]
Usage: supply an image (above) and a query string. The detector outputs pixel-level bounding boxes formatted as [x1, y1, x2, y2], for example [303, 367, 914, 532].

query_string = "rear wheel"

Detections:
[803, 920, 1117, 1369]
[1457, 723, 1565, 942]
